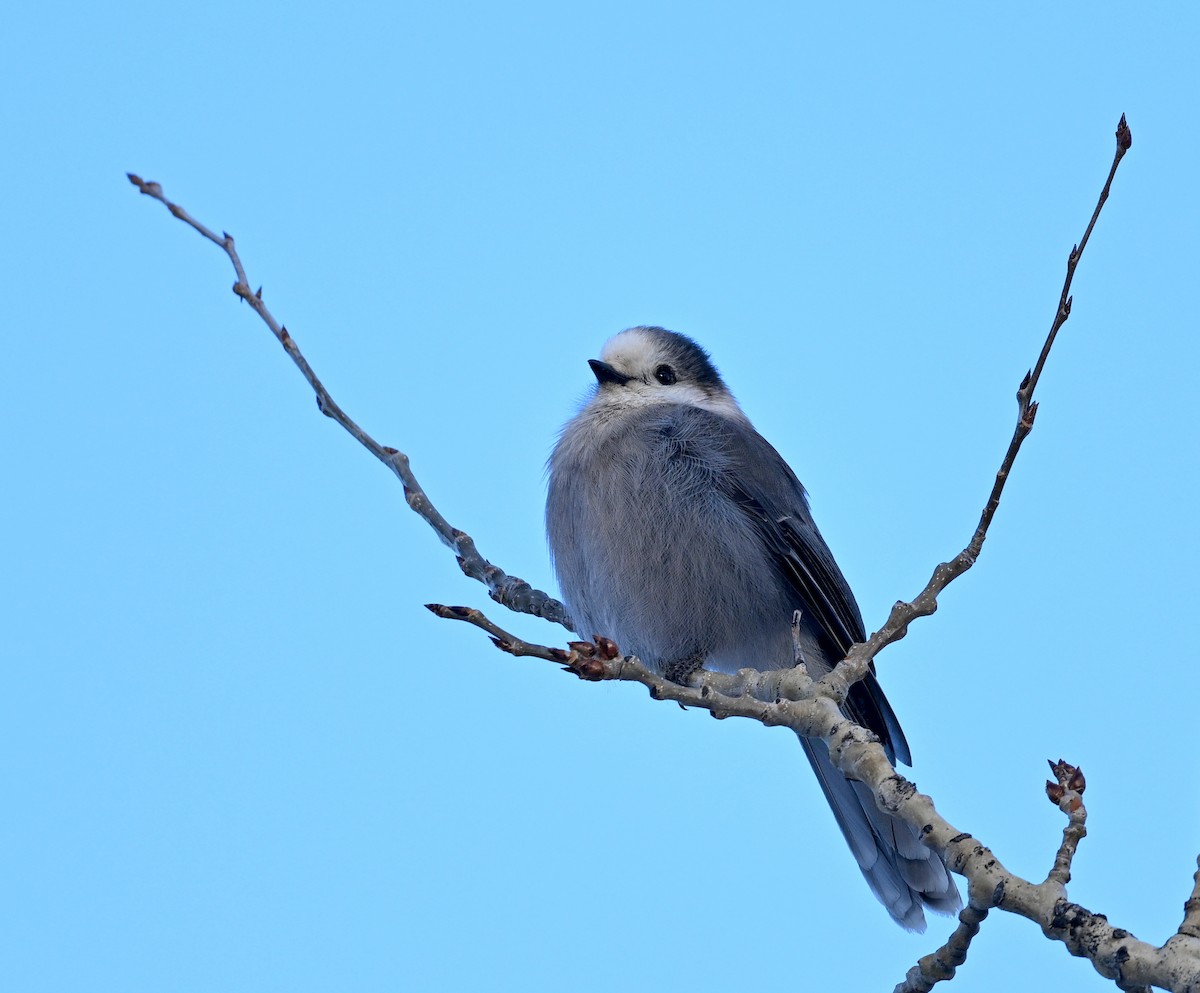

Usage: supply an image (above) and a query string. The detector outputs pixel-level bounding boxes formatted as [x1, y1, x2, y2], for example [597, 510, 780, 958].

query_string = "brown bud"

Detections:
[570, 657, 605, 681]
[1068, 766, 1086, 794]
[1048, 758, 1070, 780]
[1116, 114, 1132, 150]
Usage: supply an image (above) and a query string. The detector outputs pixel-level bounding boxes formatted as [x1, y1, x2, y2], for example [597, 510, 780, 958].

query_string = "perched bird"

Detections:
[546, 326, 960, 930]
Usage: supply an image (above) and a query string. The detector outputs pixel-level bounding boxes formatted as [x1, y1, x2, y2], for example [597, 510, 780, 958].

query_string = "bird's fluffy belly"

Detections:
[568, 476, 795, 675]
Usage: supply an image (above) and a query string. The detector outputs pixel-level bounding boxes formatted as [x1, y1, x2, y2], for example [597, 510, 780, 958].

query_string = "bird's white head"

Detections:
[586, 326, 745, 421]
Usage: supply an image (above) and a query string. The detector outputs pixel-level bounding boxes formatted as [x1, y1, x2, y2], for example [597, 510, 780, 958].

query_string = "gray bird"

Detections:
[546, 326, 960, 930]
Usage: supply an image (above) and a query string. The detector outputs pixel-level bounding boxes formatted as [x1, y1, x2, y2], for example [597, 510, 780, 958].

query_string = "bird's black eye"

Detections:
[654, 364, 677, 386]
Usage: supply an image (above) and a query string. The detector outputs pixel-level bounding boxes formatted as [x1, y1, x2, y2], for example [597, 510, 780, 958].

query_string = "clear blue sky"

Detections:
[4, 3, 1198, 991]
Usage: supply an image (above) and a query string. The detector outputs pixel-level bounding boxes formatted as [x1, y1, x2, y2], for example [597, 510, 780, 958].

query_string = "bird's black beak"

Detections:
[589, 359, 632, 387]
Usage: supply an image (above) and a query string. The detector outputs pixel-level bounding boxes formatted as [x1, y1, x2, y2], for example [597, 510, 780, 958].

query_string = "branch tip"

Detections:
[127, 172, 163, 197]
[1116, 113, 1132, 150]
[1045, 759, 1086, 812]
[425, 603, 472, 620]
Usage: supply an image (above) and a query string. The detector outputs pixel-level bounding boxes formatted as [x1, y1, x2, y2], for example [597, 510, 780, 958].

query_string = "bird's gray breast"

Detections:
[547, 405, 794, 674]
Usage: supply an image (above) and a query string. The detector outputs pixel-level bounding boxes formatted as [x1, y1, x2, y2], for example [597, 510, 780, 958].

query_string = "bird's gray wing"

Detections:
[685, 408, 958, 926]
[718, 418, 912, 766]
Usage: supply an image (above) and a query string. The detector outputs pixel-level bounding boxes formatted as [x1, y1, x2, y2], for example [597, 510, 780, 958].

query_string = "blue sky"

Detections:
[4, 3, 1198, 991]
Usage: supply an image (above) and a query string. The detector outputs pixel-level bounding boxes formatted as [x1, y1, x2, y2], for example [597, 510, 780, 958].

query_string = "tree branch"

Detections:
[418, 603, 1200, 989]
[131, 115, 1200, 989]
[126, 172, 570, 630]
[822, 114, 1133, 706]
[894, 905, 989, 993]
[409, 116, 1194, 990]
[1045, 759, 1088, 887]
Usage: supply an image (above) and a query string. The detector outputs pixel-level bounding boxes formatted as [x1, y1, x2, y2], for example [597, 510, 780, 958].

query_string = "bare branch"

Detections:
[821, 114, 1134, 707]
[412, 116, 1198, 989]
[126, 172, 570, 630]
[894, 906, 989, 993]
[425, 604, 571, 663]
[1045, 759, 1088, 887]
[1026, 113, 1132, 400]
[423, 614, 1200, 989]
[133, 116, 1200, 989]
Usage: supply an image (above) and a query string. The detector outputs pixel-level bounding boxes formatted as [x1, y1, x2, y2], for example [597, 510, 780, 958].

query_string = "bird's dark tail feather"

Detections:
[800, 736, 961, 931]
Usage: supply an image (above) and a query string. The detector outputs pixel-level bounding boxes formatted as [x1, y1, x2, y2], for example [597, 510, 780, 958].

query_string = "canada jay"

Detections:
[546, 326, 960, 930]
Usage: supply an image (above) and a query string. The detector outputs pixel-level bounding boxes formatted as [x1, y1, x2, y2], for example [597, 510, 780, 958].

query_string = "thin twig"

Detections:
[894, 906, 989, 993]
[425, 604, 570, 662]
[821, 114, 1133, 705]
[790, 609, 808, 669]
[126, 172, 571, 630]
[1045, 759, 1088, 888]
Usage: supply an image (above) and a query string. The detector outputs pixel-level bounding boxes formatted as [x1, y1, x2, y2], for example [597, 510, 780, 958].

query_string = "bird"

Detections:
[545, 325, 960, 930]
